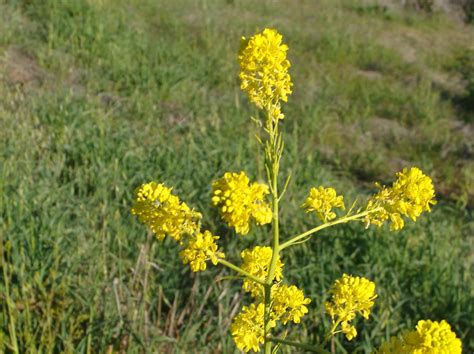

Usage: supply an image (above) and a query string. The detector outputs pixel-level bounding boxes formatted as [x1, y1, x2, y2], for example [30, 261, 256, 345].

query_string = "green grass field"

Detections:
[1, 0, 473, 352]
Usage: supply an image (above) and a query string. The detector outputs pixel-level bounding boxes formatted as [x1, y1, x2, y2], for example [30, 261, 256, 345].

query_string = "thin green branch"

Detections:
[279, 209, 381, 251]
[278, 173, 291, 202]
[217, 259, 266, 286]
[324, 320, 341, 344]
[268, 337, 331, 354]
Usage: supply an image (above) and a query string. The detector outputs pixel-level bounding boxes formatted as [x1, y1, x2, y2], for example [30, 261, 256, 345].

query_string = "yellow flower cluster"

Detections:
[325, 274, 377, 341]
[179, 230, 225, 272]
[272, 284, 311, 325]
[377, 320, 462, 354]
[131, 182, 201, 241]
[231, 283, 311, 352]
[230, 303, 274, 353]
[232, 246, 310, 352]
[238, 28, 292, 119]
[240, 246, 283, 298]
[301, 186, 345, 223]
[211, 172, 272, 235]
[365, 167, 436, 231]
[132, 182, 225, 272]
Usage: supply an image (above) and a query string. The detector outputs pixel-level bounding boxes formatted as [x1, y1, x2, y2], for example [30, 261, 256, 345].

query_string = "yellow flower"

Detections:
[231, 303, 275, 353]
[392, 167, 436, 219]
[365, 167, 436, 231]
[131, 182, 201, 242]
[241, 246, 283, 298]
[377, 320, 462, 354]
[301, 186, 345, 223]
[211, 172, 272, 235]
[179, 230, 225, 272]
[272, 284, 311, 325]
[325, 274, 377, 341]
[238, 28, 292, 119]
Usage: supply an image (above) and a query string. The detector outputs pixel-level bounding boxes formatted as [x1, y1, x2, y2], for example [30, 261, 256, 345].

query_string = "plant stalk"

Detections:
[217, 259, 266, 286]
[268, 337, 332, 354]
[264, 112, 282, 354]
[280, 209, 380, 251]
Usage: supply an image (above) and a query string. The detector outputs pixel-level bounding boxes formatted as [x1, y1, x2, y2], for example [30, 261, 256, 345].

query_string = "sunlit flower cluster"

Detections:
[231, 283, 311, 352]
[132, 181, 225, 272]
[238, 28, 292, 120]
[230, 303, 274, 353]
[240, 246, 283, 298]
[231, 246, 311, 352]
[302, 186, 345, 223]
[211, 172, 272, 235]
[179, 230, 225, 272]
[232, 245, 310, 352]
[377, 320, 462, 354]
[131, 182, 201, 241]
[365, 167, 436, 231]
[325, 274, 377, 341]
[272, 284, 311, 324]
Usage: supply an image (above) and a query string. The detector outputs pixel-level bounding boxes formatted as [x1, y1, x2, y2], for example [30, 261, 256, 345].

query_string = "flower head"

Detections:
[302, 186, 345, 223]
[231, 303, 275, 353]
[211, 172, 272, 235]
[179, 230, 225, 272]
[325, 274, 377, 341]
[377, 320, 462, 354]
[241, 246, 283, 298]
[365, 167, 436, 231]
[131, 182, 201, 241]
[272, 284, 311, 325]
[238, 28, 292, 119]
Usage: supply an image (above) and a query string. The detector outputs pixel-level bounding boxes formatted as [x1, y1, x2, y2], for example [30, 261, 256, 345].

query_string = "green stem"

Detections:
[280, 209, 379, 251]
[217, 259, 266, 286]
[263, 283, 272, 351]
[268, 337, 331, 354]
[267, 167, 280, 286]
[264, 114, 281, 354]
[324, 321, 341, 344]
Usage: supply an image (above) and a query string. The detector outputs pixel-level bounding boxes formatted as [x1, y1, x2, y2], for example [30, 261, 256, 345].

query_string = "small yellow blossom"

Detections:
[365, 167, 436, 231]
[131, 182, 201, 241]
[302, 186, 345, 223]
[325, 274, 377, 341]
[211, 172, 272, 235]
[377, 320, 462, 354]
[179, 230, 225, 272]
[238, 28, 292, 119]
[231, 303, 275, 353]
[272, 284, 311, 325]
[241, 246, 283, 298]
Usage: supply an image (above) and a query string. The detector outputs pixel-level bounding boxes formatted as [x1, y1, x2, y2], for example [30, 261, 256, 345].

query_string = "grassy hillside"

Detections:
[1, 0, 473, 352]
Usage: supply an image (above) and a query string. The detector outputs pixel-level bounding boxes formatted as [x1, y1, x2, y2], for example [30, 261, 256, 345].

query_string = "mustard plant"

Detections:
[131, 28, 461, 353]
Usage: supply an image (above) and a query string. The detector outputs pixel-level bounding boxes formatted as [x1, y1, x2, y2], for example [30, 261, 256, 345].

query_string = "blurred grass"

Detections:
[0, 0, 473, 352]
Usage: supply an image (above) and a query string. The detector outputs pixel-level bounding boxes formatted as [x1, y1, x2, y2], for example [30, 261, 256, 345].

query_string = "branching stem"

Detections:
[217, 259, 266, 286]
[268, 337, 331, 354]
[280, 209, 382, 251]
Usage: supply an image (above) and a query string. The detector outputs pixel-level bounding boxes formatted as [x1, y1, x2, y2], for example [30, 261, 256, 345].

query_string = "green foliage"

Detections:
[1, 0, 473, 352]
[410, 0, 435, 13]
[466, 1, 474, 23]
[456, 49, 474, 114]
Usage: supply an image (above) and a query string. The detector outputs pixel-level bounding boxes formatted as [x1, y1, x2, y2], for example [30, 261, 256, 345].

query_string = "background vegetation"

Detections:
[1, 0, 473, 352]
